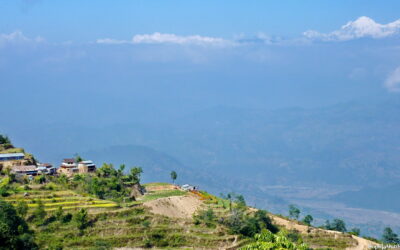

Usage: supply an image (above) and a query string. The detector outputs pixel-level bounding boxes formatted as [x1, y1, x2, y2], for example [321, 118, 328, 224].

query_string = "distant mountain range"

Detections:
[2, 97, 400, 236]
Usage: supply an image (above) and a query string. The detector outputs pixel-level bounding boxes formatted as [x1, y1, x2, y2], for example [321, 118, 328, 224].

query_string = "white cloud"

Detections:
[96, 38, 128, 45]
[0, 30, 44, 47]
[97, 32, 232, 46]
[304, 16, 400, 41]
[385, 67, 400, 92]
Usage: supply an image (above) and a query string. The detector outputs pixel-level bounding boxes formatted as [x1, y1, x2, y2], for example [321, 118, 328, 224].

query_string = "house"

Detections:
[37, 163, 56, 175]
[0, 153, 25, 170]
[11, 165, 38, 175]
[57, 158, 96, 176]
[78, 160, 96, 173]
[57, 158, 78, 176]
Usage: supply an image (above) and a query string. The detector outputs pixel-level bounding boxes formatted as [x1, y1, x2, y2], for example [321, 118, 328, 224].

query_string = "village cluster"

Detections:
[0, 152, 96, 177]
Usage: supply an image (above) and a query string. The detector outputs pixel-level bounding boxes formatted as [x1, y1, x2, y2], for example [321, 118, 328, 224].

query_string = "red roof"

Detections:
[63, 158, 75, 163]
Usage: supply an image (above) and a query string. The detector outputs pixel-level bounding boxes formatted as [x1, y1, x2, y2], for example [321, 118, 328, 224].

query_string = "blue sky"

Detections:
[2, 0, 400, 42]
[1, 1, 400, 126]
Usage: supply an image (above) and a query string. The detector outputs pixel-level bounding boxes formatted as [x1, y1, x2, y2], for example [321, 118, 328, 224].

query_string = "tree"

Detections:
[0, 134, 11, 146]
[170, 171, 177, 184]
[74, 208, 89, 232]
[254, 210, 279, 233]
[288, 204, 300, 220]
[382, 227, 400, 244]
[325, 218, 347, 232]
[33, 199, 46, 224]
[128, 167, 142, 184]
[75, 154, 83, 163]
[117, 164, 125, 178]
[302, 214, 313, 226]
[227, 193, 233, 212]
[0, 200, 37, 249]
[16, 200, 28, 218]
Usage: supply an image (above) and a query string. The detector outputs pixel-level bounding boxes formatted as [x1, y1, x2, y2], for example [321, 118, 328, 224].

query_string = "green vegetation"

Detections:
[302, 214, 313, 226]
[0, 200, 37, 249]
[302, 230, 356, 249]
[59, 163, 142, 201]
[323, 219, 347, 232]
[0, 134, 12, 150]
[240, 230, 308, 250]
[288, 204, 300, 220]
[382, 227, 400, 244]
[140, 189, 186, 202]
[170, 170, 177, 184]
[348, 227, 360, 236]
[0, 137, 386, 249]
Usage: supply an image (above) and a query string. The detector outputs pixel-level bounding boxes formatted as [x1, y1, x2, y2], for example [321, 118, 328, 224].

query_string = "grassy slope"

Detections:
[1, 181, 377, 249]
[2, 182, 239, 249]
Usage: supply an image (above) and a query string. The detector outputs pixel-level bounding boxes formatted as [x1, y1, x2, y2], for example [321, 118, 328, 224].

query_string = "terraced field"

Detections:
[4, 188, 118, 212]
[47, 206, 240, 249]
[0, 182, 243, 249]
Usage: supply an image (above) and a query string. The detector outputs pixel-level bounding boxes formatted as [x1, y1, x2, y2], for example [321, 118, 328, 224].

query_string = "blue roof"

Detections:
[0, 153, 25, 158]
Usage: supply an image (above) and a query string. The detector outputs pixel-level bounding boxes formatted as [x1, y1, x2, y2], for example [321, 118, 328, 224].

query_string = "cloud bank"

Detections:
[97, 32, 232, 46]
[0, 30, 44, 47]
[385, 67, 400, 92]
[304, 16, 400, 41]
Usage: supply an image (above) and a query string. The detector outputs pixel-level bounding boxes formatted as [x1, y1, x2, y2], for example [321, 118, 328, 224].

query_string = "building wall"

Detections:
[0, 160, 29, 170]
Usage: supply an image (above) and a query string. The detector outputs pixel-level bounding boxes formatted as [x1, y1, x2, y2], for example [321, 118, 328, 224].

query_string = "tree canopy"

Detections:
[170, 171, 177, 184]
[288, 205, 300, 220]
[382, 227, 400, 244]
[0, 200, 37, 250]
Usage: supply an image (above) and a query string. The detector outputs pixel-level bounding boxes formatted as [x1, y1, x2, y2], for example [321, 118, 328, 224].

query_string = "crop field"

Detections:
[3, 187, 118, 212]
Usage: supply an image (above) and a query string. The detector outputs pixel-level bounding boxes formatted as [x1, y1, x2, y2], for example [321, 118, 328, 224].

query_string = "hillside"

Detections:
[0, 173, 382, 249]
[0, 135, 36, 167]
[4, 98, 400, 236]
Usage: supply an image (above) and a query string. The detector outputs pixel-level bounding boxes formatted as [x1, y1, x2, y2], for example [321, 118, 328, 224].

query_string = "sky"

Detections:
[1, 1, 400, 126]
[1, 0, 400, 42]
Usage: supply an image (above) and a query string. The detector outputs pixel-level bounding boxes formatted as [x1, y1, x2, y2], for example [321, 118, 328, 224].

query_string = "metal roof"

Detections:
[0, 153, 25, 158]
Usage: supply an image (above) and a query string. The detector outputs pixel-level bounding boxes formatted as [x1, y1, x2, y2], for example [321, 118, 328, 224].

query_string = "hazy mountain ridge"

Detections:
[2, 98, 400, 236]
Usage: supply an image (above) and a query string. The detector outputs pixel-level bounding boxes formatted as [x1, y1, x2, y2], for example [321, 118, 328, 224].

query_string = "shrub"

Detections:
[62, 213, 73, 223]
[240, 230, 309, 250]
[74, 208, 89, 231]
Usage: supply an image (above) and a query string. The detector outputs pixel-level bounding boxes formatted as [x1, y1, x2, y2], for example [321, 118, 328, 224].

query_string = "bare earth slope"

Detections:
[142, 184, 380, 249]
[143, 194, 203, 219]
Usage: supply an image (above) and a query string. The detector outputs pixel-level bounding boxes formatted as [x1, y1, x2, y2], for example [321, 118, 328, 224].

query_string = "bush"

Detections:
[62, 213, 73, 223]
[241, 230, 309, 250]
[74, 208, 89, 231]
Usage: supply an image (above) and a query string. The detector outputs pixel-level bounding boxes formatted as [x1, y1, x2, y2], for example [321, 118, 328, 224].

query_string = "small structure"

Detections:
[181, 184, 197, 191]
[78, 160, 96, 173]
[11, 165, 38, 175]
[0, 153, 24, 161]
[57, 158, 78, 176]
